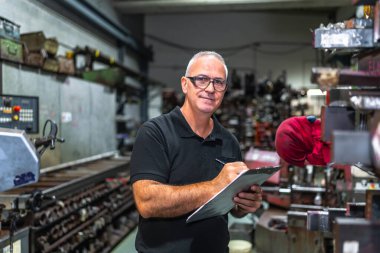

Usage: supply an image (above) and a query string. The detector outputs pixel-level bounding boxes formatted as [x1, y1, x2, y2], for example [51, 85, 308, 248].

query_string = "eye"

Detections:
[196, 76, 209, 82]
[214, 79, 224, 85]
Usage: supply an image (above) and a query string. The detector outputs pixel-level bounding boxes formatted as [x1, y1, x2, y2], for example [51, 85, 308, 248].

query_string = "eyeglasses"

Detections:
[186, 75, 228, 92]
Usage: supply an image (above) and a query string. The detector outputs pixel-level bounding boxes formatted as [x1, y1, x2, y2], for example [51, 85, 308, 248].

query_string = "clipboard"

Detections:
[186, 166, 281, 223]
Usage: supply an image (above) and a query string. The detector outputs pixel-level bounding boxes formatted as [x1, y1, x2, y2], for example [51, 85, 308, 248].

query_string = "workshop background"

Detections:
[0, 0, 379, 253]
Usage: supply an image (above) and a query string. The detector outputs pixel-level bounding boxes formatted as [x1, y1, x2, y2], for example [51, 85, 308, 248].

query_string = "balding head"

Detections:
[185, 51, 228, 79]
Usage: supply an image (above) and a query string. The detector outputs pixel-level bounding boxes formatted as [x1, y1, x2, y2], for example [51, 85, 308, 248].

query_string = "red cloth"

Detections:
[275, 116, 330, 167]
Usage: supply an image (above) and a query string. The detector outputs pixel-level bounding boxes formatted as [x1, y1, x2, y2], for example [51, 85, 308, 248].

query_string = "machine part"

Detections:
[290, 204, 324, 211]
[351, 95, 380, 110]
[32, 119, 64, 156]
[371, 117, 380, 176]
[365, 190, 380, 221]
[334, 217, 380, 253]
[298, 205, 374, 252]
[287, 211, 325, 253]
[321, 106, 355, 142]
[346, 202, 366, 218]
[332, 130, 372, 167]
[0, 94, 39, 133]
[311, 68, 380, 89]
[255, 208, 288, 253]
[326, 208, 346, 231]
[358, 41, 380, 74]
[0, 157, 129, 210]
[40, 150, 117, 174]
[26, 190, 55, 212]
[0, 227, 29, 253]
[314, 28, 373, 48]
[0, 156, 136, 253]
[328, 88, 351, 107]
[0, 127, 39, 192]
[291, 185, 325, 193]
[287, 211, 307, 228]
[310, 67, 339, 89]
[307, 210, 329, 232]
[290, 178, 333, 207]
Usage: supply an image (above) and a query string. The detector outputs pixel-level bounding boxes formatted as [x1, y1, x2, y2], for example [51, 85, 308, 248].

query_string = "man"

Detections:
[130, 51, 262, 253]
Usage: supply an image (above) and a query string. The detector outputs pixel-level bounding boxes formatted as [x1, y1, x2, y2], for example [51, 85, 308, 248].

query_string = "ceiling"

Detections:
[112, 0, 352, 15]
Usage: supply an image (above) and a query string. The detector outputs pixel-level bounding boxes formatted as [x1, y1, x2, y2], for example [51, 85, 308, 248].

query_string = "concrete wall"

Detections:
[0, 0, 142, 167]
[145, 11, 331, 93]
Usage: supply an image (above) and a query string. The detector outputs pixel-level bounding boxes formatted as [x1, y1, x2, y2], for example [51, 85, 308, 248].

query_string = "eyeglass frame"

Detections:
[186, 75, 228, 92]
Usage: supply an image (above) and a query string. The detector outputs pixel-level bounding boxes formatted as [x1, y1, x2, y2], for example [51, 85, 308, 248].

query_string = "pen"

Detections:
[215, 158, 226, 165]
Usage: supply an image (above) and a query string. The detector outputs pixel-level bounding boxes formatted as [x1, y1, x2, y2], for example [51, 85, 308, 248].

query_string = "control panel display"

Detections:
[0, 94, 39, 133]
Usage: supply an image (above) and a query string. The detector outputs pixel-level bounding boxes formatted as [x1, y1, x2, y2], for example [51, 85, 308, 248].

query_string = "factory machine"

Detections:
[255, 36, 380, 253]
[0, 94, 137, 253]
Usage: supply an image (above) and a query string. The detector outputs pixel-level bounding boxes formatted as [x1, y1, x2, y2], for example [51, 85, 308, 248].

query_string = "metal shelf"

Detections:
[311, 67, 380, 88]
[353, 0, 377, 5]
[291, 185, 326, 193]
[314, 28, 374, 49]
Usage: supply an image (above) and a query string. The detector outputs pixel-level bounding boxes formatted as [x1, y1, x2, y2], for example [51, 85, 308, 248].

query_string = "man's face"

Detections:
[181, 56, 227, 114]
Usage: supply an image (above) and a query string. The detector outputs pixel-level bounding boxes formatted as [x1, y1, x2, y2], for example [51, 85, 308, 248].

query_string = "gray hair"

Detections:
[185, 51, 228, 79]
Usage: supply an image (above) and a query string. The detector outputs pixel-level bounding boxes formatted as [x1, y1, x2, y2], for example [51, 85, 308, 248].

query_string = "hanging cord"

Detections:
[33, 120, 65, 156]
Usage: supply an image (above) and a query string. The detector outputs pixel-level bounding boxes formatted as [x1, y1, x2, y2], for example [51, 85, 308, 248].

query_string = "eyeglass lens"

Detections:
[191, 76, 227, 91]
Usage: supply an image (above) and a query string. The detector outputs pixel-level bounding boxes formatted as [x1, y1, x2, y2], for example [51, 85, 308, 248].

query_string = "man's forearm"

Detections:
[133, 162, 250, 218]
[133, 180, 217, 218]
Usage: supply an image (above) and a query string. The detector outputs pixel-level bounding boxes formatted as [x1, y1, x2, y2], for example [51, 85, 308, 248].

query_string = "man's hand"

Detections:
[133, 162, 255, 219]
[232, 185, 262, 217]
[211, 162, 248, 195]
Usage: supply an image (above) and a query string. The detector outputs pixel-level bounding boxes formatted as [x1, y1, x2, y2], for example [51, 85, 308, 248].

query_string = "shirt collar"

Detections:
[172, 106, 223, 140]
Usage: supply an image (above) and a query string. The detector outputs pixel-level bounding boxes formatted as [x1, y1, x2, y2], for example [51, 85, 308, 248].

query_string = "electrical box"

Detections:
[0, 94, 38, 133]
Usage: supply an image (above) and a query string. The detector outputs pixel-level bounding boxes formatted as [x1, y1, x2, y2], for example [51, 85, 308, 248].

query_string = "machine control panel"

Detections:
[0, 94, 39, 133]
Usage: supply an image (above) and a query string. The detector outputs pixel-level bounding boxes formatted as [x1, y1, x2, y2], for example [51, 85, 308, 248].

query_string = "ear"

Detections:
[181, 76, 188, 94]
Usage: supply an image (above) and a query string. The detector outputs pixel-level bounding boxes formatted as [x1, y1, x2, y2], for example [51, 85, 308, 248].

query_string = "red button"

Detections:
[13, 106, 21, 112]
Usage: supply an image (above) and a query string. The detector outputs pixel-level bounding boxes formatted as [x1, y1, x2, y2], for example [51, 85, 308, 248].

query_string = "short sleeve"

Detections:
[232, 135, 243, 161]
[130, 121, 171, 184]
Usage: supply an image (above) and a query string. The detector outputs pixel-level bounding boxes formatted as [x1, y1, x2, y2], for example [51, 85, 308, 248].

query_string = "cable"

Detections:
[255, 45, 310, 55]
[42, 119, 55, 137]
[145, 33, 310, 56]
[145, 33, 253, 53]
[35, 120, 63, 156]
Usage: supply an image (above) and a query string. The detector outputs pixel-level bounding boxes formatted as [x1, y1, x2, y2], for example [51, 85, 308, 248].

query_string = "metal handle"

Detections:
[6, 43, 17, 55]
[3, 23, 13, 34]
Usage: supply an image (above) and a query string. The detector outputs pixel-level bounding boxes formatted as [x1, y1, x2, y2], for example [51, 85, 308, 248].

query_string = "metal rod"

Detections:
[40, 151, 118, 174]
[0, 61, 2, 94]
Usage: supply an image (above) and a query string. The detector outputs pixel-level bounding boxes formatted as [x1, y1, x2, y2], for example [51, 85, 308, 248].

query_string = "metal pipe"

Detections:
[36, 0, 150, 58]
[65, 0, 136, 45]
[40, 151, 118, 174]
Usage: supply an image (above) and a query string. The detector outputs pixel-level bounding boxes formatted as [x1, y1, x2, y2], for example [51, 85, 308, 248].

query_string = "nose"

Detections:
[204, 80, 216, 92]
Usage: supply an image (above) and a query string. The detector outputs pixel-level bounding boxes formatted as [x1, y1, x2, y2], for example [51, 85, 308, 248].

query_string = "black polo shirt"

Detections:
[130, 106, 242, 253]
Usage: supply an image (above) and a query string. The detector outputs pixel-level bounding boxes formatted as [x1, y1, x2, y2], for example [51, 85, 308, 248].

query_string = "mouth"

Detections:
[200, 96, 215, 101]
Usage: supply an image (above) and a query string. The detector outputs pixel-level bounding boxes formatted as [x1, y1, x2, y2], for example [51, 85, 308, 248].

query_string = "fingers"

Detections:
[234, 198, 261, 213]
[234, 191, 262, 203]
[250, 185, 262, 194]
[233, 185, 263, 213]
[224, 162, 248, 174]
[213, 162, 249, 195]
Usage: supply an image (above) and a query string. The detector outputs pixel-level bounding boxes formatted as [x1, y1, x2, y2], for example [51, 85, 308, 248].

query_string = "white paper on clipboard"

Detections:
[186, 166, 281, 223]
